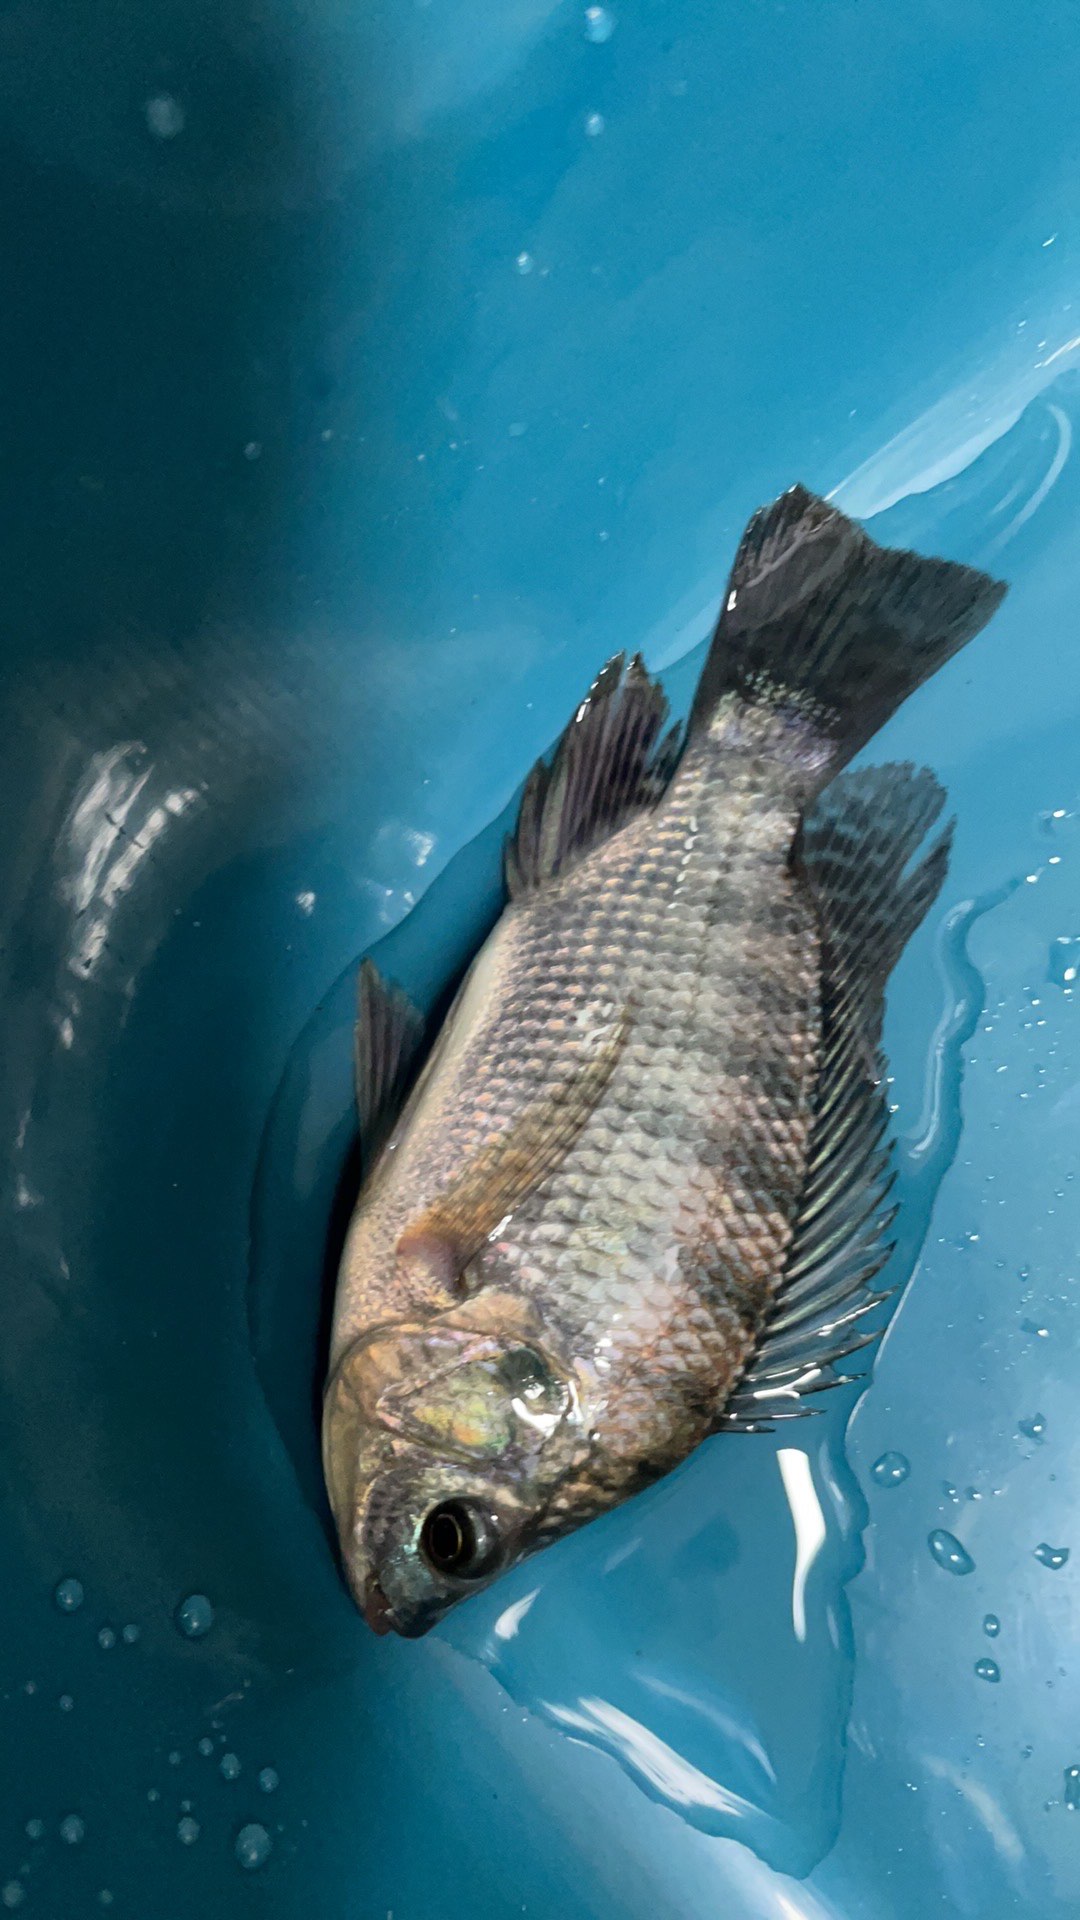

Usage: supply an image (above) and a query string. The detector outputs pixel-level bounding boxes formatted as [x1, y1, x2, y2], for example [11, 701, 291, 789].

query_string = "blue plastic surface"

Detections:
[3, 2, 1080, 1914]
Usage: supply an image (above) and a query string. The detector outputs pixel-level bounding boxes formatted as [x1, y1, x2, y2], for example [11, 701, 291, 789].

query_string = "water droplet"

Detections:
[147, 1790, 160, 1804]
[24, 1822, 44, 1843]
[974, 1658, 1001, 1683]
[58, 1693, 75, 1713]
[243, 441, 262, 463]
[168, 1751, 182, 1766]
[1018, 1412, 1047, 1442]
[97, 1626, 116, 1650]
[1049, 937, 1080, 987]
[928, 1528, 975, 1575]
[514, 252, 534, 275]
[584, 5, 615, 42]
[177, 1816, 200, 1846]
[1, 1883, 24, 1909]
[145, 94, 185, 140]
[1034, 1542, 1070, 1569]
[871, 1451, 910, 1487]
[54, 1578, 84, 1613]
[220, 1752, 241, 1781]
[197, 1737, 214, 1757]
[258, 1767, 279, 1794]
[121, 1623, 140, 1645]
[983, 1613, 1001, 1637]
[59, 1814, 85, 1845]
[175, 1594, 214, 1639]
[1066, 1766, 1080, 1810]
[585, 111, 606, 136]
[235, 1822, 272, 1871]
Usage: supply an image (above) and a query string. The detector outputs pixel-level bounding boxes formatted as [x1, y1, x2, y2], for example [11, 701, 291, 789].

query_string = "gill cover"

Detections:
[322, 1291, 580, 1516]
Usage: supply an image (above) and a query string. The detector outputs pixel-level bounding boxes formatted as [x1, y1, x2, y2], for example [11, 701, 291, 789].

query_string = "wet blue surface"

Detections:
[3, 1, 1080, 1914]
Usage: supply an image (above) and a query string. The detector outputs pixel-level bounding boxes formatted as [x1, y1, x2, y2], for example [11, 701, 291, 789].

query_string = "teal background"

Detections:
[2, 1, 1080, 1913]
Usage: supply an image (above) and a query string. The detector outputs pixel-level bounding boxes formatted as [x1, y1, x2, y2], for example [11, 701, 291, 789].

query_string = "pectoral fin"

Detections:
[397, 1005, 630, 1286]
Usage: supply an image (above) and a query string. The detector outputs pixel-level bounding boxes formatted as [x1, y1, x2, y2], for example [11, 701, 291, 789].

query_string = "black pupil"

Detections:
[422, 1502, 476, 1573]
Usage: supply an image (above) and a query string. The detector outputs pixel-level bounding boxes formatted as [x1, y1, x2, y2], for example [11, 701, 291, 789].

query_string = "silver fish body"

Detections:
[323, 486, 1005, 1636]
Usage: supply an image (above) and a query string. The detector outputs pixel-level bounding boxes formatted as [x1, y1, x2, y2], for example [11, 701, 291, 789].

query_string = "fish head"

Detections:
[323, 1292, 591, 1637]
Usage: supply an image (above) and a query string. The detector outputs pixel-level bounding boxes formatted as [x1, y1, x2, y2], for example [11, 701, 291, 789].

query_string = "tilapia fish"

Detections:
[323, 485, 1005, 1637]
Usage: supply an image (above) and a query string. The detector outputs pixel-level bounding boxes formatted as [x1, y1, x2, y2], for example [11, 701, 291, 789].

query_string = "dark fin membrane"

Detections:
[354, 959, 426, 1162]
[506, 653, 682, 897]
[398, 1004, 630, 1275]
[689, 485, 1006, 780]
[717, 764, 952, 1433]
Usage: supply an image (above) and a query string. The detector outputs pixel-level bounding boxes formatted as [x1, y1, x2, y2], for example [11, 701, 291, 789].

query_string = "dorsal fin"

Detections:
[354, 959, 426, 1162]
[718, 764, 951, 1433]
[505, 653, 682, 897]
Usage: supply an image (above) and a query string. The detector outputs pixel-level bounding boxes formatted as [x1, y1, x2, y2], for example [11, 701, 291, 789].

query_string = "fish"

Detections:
[322, 485, 1006, 1638]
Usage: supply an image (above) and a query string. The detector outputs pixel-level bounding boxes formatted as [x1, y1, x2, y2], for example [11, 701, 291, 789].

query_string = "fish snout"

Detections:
[360, 1575, 397, 1636]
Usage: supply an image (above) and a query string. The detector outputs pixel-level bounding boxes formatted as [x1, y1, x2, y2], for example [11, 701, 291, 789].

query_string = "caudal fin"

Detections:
[689, 485, 1006, 773]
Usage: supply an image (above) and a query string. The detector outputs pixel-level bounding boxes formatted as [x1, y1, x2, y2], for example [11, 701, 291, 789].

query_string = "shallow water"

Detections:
[3, 0, 1080, 1914]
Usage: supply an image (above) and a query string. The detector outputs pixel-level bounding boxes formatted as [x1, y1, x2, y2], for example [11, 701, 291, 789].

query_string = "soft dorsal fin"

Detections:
[505, 653, 682, 897]
[717, 764, 951, 1432]
[354, 959, 426, 1161]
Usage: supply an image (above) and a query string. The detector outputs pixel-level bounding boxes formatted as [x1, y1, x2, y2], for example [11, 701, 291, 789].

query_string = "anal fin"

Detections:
[717, 764, 951, 1432]
[506, 655, 682, 896]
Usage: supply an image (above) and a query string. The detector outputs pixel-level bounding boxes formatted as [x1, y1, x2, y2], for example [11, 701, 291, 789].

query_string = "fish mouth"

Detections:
[361, 1576, 398, 1636]
[358, 1573, 441, 1639]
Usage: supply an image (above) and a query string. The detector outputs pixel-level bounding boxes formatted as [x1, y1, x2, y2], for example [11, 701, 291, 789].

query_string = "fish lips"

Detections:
[350, 1561, 403, 1637]
[361, 1575, 398, 1636]
[356, 1569, 439, 1639]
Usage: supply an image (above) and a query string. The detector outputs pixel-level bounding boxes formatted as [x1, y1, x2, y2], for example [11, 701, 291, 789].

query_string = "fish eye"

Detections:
[419, 1500, 498, 1579]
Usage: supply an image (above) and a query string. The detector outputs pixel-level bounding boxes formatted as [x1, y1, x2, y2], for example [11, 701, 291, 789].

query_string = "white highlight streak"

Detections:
[543, 1697, 756, 1820]
[492, 1589, 538, 1642]
[986, 401, 1072, 555]
[778, 1447, 826, 1644]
